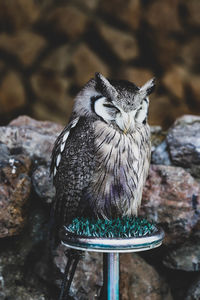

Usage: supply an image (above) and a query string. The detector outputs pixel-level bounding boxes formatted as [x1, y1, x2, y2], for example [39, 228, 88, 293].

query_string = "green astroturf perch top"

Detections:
[64, 216, 157, 238]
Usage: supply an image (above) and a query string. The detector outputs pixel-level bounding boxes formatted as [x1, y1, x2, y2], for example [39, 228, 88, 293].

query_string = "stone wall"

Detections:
[0, 0, 200, 128]
[0, 114, 200, 299]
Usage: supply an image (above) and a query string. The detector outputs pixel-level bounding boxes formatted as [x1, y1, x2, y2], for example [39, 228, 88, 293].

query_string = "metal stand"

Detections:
[61, 226, 164, 299]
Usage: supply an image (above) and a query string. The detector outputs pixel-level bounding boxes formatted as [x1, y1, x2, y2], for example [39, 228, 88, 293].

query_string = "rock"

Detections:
[75, 0, 99, 10]
[0, 0, 40, 31]
[148, 95, 174, 129]
[180, 37, 200, 72]
[0, 71, 26, 113]
[32, 165, 55, 204]
[184, 0, 200, 28]
[97, 23, 139, 61]
[166, 115, 200, 177]
[31, 101, 71, 125]
[31, 71, 72, 112]
[0, 115, 63, 164]
[41, 44, 71, 73]
[0, 143, 31, 237]
[185, 74, 200, 111]
[0, 206, 53, 299]
[0, 31, 46, 67]
[141, 164, 200, 245]
[121, 67, 154, 87]
[145, 0, 182, 32]
[120, 253, 172, 300]
[72, 43, 109, 86]
[54, 246, 172, 300]
[154, 34, 180, 68]
[150, 126, 166, 152]
[99, 0, 141, 30]
[163, 243, 200, 271]
[162, 65, 187, 99]
[54, 245, 102, 299]
[46, 5, 88, 40]
[185, 276, 200, 300]
[152, 141, 172, 165]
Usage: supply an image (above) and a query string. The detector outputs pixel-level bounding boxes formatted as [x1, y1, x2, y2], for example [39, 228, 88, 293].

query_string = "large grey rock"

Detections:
[163, 243, 200, 271]
[166, 115, 200, 177]
[141, 164, 200, 245]
[32, 165, 55, 204]
[120, 253, 172, 300]
[54, 245, 102, 300]
[0, 115, 63, 165]
[151, 140, 171, 165]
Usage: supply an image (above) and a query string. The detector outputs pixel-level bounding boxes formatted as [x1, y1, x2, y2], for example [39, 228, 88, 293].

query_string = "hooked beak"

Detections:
[116, 111, 136, 134]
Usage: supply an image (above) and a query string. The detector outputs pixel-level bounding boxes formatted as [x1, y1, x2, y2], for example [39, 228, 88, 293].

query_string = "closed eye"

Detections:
[103, 103, 120, 112]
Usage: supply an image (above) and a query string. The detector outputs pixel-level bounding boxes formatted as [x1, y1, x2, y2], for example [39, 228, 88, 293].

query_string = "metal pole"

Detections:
[107, 253, 119, 300]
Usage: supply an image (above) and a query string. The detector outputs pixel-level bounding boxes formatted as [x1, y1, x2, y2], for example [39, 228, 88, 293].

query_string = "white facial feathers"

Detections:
[94, 97, 117, 123]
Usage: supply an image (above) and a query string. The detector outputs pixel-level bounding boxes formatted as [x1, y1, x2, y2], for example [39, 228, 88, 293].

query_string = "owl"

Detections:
[51, 72, 155, 231]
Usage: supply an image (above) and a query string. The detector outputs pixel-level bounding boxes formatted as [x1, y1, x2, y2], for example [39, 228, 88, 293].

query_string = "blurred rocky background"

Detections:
[0, 0, 200, 299]
[0, 0, 200, 128]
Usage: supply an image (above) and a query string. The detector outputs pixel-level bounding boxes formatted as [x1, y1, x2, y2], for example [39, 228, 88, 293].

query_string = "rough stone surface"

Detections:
[0, 143, 31, 237]
[0, 115, 63, 164]
[41, 44, 71, 73]
[54, 245, 102, 299]
[0, 71, 26, 113]
[154, 34, 180, 68]
[145, 0, 181, 33]
[54, 246, 172, 300]
[31, 71, 71, 111]
[152, 141, 172, 165]
[162, 65, 186, 99]
[97, 23, 139, 61]
[180, 37, 200, 71]
[148, 95, 174, 128]
[46, 5, 88, 40]
[186, 74, 200, 111]
[150, 126, 166, 152]
[121, 67, 154, 87]
[72, 43, 109, 86]
[100, 0, 141, 30]
[185, 0, 200, 28]
[31, 101, 72, 125]
[163, 243, 200, 272]
[0, 0, 40, 30]
[0, 31, 46, 66]
[166, 115, 200, 177]
[141, 164, 200, 245]
[120, 254, 172, 300]
[32, 165, 55, 204]
[185, 276, 200, 300]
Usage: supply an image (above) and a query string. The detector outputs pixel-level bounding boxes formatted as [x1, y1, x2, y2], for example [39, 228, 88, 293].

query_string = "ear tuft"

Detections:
[95, 72, 118, 99]
[140, 78, 156, 97]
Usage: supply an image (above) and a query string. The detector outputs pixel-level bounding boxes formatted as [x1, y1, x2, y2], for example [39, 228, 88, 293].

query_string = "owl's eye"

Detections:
[103, 103, 120, 113]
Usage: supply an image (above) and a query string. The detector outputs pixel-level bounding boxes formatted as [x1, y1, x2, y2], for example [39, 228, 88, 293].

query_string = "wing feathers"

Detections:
[50, 117, 79, 178]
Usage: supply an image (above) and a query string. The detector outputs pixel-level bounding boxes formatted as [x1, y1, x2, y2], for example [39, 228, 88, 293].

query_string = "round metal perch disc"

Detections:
[60, 218, 165, 253]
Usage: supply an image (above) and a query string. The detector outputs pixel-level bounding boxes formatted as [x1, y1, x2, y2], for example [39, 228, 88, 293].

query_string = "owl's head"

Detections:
[74, 72, 155, 133]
